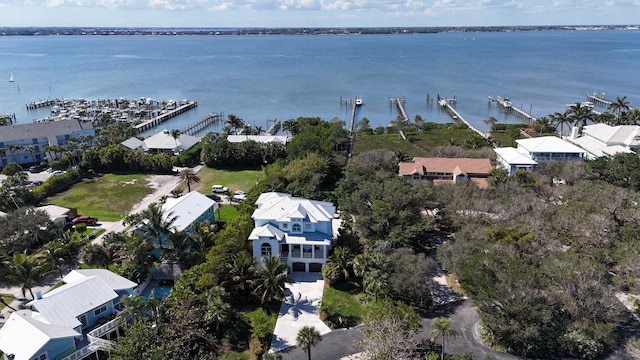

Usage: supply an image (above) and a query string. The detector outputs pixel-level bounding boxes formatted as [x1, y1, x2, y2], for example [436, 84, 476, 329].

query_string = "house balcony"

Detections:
[291, 250, 301, 258]
[314, 252, 324, 259]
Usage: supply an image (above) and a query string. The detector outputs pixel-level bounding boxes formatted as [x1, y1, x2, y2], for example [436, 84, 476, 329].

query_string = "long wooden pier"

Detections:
[389, 97, 408, 122]
[181, 112, 223, 136]
[491, 96, 536, 122]
[26, 99, 56, 110]
[134, 100, 197, 133]
[438, 96, 487, 138]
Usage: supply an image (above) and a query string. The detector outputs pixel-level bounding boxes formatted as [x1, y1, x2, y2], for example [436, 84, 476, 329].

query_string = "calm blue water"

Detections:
[1, 30, 639, 135]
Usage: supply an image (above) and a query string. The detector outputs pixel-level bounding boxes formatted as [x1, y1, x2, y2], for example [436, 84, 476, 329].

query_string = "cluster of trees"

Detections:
[435, 159, 640, 358]
[201, 135, 286, 168]
[79, 144, 174, 174]
[1, 230, 87, 299]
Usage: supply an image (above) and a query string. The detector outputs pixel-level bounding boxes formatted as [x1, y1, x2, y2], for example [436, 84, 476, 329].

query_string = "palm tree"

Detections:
[224, 252, 256, 301]
[255, 255, 292, 303]
[627, 108, 640, 125]
[550, 111, 572, 136]
[4, 251, 50, 299]
[81, 243, 113, 268]
[38, 240, 67, 278]
[430, 317, 458, 360]
[204, 286, 231, 334]
[225, 114, 245, 134]
[169, 129, 182, 151]
[135, 202, 178, 256]
[23, 145, 38, 164]
[328, 247, 353, 282]
[483, 116, 498, 130]
[120, 294, 147, 323]
[608, 96, 631, 119]
[282, 118, 299, 136]
[178, 168, 200, 193]
[296, 326, 322, 360]
[568, 102, 594, 129]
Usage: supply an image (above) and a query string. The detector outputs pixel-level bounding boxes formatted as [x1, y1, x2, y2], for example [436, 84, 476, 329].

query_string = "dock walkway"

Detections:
[492, 96, 536, 122]
[586, 92, 612, 108]
[134, 100, 197, 133]
[438, 96, 487, 138]
[182, 112, 223, 136]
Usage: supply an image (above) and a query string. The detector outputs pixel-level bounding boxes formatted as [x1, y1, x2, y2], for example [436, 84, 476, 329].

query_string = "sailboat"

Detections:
[9, 73, 14, 82]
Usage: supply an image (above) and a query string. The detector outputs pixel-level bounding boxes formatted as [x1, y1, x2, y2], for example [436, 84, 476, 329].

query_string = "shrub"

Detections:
[74, 223, 87, 233]
[1, 162, 23, 175]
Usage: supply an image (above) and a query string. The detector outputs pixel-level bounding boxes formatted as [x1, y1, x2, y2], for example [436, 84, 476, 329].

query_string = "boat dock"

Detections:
[0, 113, 16, 125]
[390, 97, 408, 122]
[181, 112, 223, 136]
[586, 92, 612, 108]
[266, 118, 280, 135]
[490, 96, 536, 122]
[26, 99, 56, 110]
[438, 95, 487, 138]
[134, 100, 197, 133]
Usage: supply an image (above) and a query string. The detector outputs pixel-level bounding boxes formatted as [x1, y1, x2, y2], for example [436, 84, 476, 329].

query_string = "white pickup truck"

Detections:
[211, 185, 229, 193]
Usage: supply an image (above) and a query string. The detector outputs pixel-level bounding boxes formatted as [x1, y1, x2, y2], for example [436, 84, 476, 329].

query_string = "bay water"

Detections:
[1, 29, 639, 136]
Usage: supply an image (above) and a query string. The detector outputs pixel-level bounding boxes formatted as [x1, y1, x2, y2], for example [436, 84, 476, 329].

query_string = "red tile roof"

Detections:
[408, 157, 492, 175]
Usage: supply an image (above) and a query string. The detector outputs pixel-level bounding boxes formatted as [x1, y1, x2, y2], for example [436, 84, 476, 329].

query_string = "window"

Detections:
[282, 223, 288, 229]
[292, 224, 301, 232]
[261, 243, 272, 256]
[31, 353, 48, 360]
[77, 314, 87, 327]
[305, 223, 311, 230]
[94, 304, 108, 316]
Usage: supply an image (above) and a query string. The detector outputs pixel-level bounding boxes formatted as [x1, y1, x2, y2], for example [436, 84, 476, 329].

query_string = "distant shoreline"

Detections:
[0, 25, 639, 36]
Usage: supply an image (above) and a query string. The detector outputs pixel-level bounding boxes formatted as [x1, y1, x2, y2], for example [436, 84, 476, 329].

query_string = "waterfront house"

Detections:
[119, 137, 146, 151]
[398, 157, 492, 188]
[62, 269, 138, 307]
[565, 124, 640, 159]
[139, 129, 200, 155]
[494, 136, 587, 174]
[249, 192, 336, 273]
[0, 119, 94, 168]
[0, 310, 80, 360]
[26, 276, 119, 334]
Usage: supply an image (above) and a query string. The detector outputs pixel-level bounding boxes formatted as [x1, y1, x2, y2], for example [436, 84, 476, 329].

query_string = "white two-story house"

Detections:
[249, 192, 336, 273]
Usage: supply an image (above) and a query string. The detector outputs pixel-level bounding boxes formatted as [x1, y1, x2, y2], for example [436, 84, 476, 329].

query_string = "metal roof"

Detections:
[62, 269, 137, 292]
[161, 191, 217, 232]
[28, 276, 118, 329]
[0, 310, 79, 360]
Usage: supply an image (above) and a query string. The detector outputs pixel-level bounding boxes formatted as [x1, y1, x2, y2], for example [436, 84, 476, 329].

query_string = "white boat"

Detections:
[355, 98, 363, 106]
[9, 73, 14, 82]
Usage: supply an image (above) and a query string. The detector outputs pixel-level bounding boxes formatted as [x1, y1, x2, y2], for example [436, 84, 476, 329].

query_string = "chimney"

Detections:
[570, 126, 580, 140]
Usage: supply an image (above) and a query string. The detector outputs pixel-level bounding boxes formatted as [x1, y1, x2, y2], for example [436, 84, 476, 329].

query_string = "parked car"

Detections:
[231, 194, 246, 202]
[29, 165, 43, 173]
[51, 170, 66, 176]
[205, 194, 222, 202]
[211, 185, 229, 193]
[233, 190, 246, 196]
[72, 216, 99, 225]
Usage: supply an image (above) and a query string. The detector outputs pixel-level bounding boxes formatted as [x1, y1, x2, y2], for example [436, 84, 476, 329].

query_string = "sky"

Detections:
[1, 0, 640, 28]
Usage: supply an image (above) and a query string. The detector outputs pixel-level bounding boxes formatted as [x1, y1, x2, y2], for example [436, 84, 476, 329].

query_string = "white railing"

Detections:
[88, 316, 124, 338]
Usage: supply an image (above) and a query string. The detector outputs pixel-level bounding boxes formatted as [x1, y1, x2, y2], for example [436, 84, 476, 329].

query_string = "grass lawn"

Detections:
[217, 205, 238, 223]
[320, 281, 365, 329]
[48, 173, 153, 221]
[1, 293, 15, 310]
[188, 167, 263, 194]
[353, 127, 484, 158]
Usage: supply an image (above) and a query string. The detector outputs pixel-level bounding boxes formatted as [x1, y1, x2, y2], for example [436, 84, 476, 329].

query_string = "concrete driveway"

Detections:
[270, 272, 332, 352]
